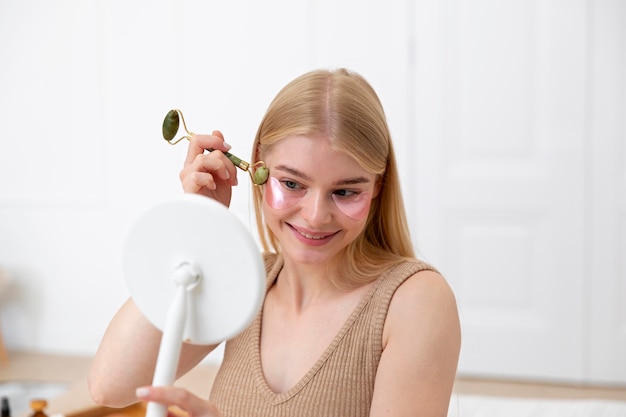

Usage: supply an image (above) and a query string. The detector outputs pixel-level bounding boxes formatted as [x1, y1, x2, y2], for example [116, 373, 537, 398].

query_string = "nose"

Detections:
[300, 190, 333, 225]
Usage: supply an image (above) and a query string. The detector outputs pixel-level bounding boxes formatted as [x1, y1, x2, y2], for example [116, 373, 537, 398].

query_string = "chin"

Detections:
[284, 250, 328, 265]
[282, 245, 336, 266]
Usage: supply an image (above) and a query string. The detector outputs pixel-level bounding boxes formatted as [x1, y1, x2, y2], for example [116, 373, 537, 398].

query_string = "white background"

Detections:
[0, 0, 624, 386]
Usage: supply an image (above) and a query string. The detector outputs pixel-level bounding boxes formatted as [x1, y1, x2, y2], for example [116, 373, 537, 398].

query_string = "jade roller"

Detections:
[162, 109, 269, 185]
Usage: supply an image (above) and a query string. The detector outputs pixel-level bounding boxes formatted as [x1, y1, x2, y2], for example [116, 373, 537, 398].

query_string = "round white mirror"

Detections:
[123, 193, 265, 344]
[122, 193, 265, 417]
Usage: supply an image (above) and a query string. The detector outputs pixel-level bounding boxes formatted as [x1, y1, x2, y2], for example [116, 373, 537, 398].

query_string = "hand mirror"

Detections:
[123, 193, 265, 417]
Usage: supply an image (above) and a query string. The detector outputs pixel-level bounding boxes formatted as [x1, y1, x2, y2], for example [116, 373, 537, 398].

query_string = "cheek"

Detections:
[261, 203, 281, 236]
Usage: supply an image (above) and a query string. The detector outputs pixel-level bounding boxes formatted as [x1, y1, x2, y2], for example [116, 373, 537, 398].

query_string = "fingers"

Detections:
[179, 131, 238, 197]
[136, 386, 222, 417]
[184, 131, 231, 167]
[180, 153, 238, 193]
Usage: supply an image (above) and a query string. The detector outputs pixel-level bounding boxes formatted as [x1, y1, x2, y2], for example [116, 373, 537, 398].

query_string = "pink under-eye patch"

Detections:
[264, 177, 302, 210]
[332, 191, 372, 220]
[264, 176, 372, 220]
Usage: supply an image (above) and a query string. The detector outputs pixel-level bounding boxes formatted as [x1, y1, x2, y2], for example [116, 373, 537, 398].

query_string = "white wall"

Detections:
[0, 0, 410, 356]
[411, 0, 626, 386]
[1, 0, 624, 386]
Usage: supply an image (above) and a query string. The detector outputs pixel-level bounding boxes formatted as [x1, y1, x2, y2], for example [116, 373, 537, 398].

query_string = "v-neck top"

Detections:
[209, 253, 436, 417]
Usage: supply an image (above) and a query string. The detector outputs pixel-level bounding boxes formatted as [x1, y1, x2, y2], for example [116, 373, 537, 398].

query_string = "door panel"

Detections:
[412, 0, 587, 382]
[588, 0, 626, 385]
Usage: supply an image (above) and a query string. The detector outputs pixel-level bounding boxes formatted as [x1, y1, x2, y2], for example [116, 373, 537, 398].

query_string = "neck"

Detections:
[276, 257, 342, 312]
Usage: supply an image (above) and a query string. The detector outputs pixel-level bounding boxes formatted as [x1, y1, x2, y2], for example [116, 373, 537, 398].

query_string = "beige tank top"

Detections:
[209, 253, 436, 417]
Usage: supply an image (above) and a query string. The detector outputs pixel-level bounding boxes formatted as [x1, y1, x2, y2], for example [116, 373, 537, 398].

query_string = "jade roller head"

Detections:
[162, 109, 269, 185]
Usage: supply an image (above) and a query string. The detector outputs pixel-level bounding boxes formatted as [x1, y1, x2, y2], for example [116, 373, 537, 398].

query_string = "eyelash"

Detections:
[280, 180, 361, 198]
[283, 180, 301, 190]
[333, 189, 360, 198]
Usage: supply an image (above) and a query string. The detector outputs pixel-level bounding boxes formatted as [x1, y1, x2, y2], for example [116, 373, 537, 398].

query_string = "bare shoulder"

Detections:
[395, 268, 454, 299]
[382, 268, 460, 352]
[371, 269, 461, 416]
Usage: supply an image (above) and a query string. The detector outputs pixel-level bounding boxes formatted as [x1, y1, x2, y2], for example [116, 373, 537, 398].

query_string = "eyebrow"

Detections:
[274, 164, 371, 186]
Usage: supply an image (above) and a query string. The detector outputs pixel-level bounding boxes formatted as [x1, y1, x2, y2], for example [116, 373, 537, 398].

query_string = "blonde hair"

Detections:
[251, 68, 415, 287]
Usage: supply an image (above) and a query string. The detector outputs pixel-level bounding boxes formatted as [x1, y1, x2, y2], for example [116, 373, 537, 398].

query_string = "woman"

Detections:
[89, 68, 461, 417]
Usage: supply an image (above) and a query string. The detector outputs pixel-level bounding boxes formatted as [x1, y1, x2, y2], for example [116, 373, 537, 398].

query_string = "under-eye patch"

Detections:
[264, 176, 372, 220]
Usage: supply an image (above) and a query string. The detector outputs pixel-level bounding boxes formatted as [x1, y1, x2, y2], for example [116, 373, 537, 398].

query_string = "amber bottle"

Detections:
[29, 400, 48, 417]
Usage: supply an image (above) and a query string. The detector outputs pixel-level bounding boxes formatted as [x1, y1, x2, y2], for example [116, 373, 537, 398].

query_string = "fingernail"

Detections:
[136, 387, 150, 398]
[223, 141, 232, 150]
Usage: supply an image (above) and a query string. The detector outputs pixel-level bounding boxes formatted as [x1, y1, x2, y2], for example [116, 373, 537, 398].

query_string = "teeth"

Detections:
[299, 231, 327, 240]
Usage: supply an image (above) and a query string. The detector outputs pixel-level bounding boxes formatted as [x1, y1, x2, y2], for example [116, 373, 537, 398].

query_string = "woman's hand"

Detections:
[179, 130, 239, 207]
[136, 386, 223, 417]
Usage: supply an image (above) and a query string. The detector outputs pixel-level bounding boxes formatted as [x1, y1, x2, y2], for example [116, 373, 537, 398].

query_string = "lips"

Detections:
[288, 223, 339, 242]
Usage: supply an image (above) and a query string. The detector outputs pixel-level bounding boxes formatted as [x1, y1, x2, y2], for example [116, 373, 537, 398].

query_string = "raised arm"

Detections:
[89, 131, 240, 407]
[88, 298, 217, 407]
[370, 270, 461, 417]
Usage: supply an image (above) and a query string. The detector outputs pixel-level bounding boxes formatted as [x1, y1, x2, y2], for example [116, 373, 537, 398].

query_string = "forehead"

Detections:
[262, 135, 373, 180]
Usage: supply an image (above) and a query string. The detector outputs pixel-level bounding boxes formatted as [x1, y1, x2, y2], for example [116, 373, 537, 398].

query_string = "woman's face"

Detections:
[261, 135, 379, 266]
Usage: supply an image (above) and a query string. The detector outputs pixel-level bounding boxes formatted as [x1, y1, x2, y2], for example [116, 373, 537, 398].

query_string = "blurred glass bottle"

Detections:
[29, 400, 47, 417]
[1, 397, 10, 417]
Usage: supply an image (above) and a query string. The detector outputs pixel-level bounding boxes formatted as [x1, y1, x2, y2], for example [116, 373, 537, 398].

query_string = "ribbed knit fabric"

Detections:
[209, 253, 436, 417]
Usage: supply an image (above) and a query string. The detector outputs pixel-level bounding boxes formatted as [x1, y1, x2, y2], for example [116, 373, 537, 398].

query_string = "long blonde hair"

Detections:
[251, 68, 415, 287]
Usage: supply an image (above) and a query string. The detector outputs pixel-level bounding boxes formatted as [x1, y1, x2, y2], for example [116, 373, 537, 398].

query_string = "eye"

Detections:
[282, 179, 303, 191]
[333, 189, 360, 198]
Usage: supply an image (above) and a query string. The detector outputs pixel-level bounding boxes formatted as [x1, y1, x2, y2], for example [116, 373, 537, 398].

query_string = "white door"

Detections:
[410, 0, 588, 382]
[588, 0, 626, 385]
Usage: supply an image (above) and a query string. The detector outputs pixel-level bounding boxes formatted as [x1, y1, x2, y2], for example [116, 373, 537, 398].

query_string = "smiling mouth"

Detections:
[289, 224, 338, 240]
[300, 231, 329, 240]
